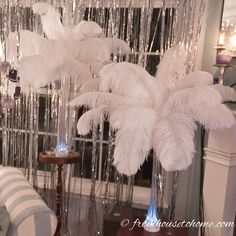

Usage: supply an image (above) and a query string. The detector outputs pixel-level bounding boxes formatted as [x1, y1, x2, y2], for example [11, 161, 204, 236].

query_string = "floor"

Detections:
[38, 189, 145, 236]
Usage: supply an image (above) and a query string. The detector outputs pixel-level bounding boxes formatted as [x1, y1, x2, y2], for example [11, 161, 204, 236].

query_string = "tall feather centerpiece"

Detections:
[11, 3, 130, 156]
[70, 44, 236, 232]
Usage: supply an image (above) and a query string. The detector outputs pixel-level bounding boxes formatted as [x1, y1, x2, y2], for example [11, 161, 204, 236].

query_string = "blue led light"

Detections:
[144, 198, 160, 229]
[55, 141, 69, 153]
[144, 156, 160, 232]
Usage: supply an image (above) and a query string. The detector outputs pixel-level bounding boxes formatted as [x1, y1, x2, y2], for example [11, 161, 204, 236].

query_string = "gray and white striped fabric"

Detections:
[0, 167, 57, 236]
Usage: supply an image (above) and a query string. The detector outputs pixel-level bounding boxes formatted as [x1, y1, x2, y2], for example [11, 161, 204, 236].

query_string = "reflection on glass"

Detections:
[221, 0, 236, 55]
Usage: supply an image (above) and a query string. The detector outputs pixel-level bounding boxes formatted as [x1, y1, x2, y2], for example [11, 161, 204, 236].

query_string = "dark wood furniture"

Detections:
[104, 205, 147, 236]
[39, 151, 81, 236]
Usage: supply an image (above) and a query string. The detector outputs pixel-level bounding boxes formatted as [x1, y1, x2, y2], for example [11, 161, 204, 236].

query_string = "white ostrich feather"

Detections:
[161, 86, 222, 116]
[99, 62, 159, 107]
[59, 59, 93, 85]
[19, 55, 91, 90]
[153, 113, 196, 171]
[212, 84, 236, 102]
[74, 38, 130, 70]
[6, 32, 18, 64]
[193, 104, 235, 130]
[18, 55, 52, 90]
[20, 31, 67, 70]
[113, 106, 156, 175]
[177, 71, 213, 90]
[74, 37, 111, 65]
[77, 106, 108, 135]
[155, 44, 187, 89]
[109, 104, 132, 130]
[102, 38, 130, 55]
[69, 92, 131, 108]
[39, 39, 68, 70]
[20, 30, 47, 57]
[33, 3, 64, 40]
[89, 61, 112, 74]
[80, 79, 100, 93]
[72, 20, 102, 41]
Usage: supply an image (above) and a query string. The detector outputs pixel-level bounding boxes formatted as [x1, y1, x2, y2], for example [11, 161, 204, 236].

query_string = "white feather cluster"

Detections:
[153, 113, 196, 171]
[8, 2, 235, 176]
[113, 106, 156, 175]
[7, 3, 130, 91]
[33, 3, 64, 40]
[155, 44, 187, 89]
[71, 44, 236, 176]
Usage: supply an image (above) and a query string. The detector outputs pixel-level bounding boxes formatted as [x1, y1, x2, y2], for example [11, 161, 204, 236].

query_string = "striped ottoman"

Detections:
[0, 167, 57, 236]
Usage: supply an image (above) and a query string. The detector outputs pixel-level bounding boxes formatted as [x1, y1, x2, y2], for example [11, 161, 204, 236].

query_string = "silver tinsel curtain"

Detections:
[0, 0, 205, 235]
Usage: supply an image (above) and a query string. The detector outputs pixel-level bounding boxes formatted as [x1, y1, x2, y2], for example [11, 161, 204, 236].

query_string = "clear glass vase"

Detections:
[55, 77, 70, 157]
[144, 154, 160, 232]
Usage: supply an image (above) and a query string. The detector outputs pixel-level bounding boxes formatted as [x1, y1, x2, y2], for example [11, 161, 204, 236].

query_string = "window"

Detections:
[0, 1, 176, 204]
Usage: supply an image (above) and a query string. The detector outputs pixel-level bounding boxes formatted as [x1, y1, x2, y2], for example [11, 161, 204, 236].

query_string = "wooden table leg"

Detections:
[55, 164, 63, 236]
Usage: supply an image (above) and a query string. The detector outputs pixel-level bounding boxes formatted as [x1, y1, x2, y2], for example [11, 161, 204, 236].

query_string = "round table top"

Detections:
[214, 63, 232, 68]
[39, 151, 81, 165]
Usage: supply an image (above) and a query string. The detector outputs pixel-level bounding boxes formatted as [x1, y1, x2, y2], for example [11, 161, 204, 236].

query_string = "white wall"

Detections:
[201, 0, 224, 73]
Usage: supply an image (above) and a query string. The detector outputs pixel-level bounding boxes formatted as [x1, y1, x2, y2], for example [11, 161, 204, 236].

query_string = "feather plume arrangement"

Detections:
[99, 62, 165, 107]
[74, 38, 111, 65]
[7, 3, 130, 92]
[112, 106, 156, 175]
[153, 113, 197, 171]
[155, 44, 187, 90]
[79, 79, 100, 93]
[18, 55, 92, 91]
[32, 2, 129, 66]
[73, 38, 130, 73]
[175, 71, 213, 90]
[102, 38, 131, 55]
[72, 20, 103, 40]
[77, 106, 109, 135]
[14, 3, 236, 175]
[18, 55, 53, 91]
[71, 44, 236, 176]
[6, 32, 18, 64]
[33, 3, 64, 40]
[20, 30, 48, 57]
[69, 92, 132, 108]
[211, 84, 236, 102]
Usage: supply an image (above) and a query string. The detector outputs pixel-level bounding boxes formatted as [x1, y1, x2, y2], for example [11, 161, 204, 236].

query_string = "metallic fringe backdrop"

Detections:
[0, 0, 205, 235]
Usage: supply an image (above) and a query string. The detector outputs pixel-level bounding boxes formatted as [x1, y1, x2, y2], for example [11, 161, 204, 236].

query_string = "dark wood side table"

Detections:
[39, 151, 81, 236]
[116, 216, 188, 236]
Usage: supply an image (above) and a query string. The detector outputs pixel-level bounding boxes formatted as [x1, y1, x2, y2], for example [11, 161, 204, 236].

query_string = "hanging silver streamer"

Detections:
[0, 2, 206, 236]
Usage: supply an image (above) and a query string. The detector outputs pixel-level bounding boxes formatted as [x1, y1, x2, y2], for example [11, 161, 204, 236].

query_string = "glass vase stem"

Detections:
[144, 154, 160, 232]
[55, 77, 69, 156]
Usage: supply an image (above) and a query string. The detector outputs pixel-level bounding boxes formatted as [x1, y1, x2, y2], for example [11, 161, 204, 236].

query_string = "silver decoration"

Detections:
[0, 2, 206, 235]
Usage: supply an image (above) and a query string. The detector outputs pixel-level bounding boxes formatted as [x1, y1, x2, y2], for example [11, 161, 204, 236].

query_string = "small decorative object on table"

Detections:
[214, 63, 232, 85]
[214, 33, 233, 84]
[39, 151, 81, 236]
